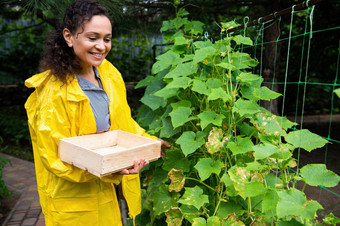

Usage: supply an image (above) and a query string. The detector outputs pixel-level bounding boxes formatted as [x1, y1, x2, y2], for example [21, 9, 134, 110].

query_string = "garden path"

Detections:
[0, 153, 44, 226]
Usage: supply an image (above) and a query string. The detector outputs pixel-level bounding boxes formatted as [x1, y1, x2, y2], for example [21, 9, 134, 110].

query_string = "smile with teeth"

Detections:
[91, 53, 104, 57]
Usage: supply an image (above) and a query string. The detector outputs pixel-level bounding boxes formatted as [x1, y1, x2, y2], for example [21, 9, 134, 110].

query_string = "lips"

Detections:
[90, 52, 105, 59]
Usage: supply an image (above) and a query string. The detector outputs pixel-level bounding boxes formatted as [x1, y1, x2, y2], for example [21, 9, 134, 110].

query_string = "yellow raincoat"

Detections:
[25, 59, 156, 226]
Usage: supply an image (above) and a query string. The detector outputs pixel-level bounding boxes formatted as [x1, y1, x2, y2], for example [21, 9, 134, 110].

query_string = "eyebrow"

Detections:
[85, 31, 112, 37]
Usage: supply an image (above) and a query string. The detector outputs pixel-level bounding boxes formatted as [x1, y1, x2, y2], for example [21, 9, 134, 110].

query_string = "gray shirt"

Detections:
[76, 67, 111, 133]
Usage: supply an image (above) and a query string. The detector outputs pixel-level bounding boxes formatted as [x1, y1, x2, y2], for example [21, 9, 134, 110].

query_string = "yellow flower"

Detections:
[221, 28, 225, 32]
[221, 52, 226, 57]
[203, 59, 209, 65]
[230, 60, 234, 63]
[186, 45, 190, 49]
[196, 123, 200, 126]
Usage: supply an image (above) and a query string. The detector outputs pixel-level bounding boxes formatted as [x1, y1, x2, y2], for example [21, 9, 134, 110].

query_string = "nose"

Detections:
[95, 41, 105, 51]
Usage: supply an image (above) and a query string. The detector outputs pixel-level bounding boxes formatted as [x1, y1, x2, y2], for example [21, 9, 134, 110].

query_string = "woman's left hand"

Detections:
[119, 159, 149, 175]
[158, 138, 171, 157]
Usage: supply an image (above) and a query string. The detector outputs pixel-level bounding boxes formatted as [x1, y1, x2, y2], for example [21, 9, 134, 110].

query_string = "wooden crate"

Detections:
[58, 130, 161, 177]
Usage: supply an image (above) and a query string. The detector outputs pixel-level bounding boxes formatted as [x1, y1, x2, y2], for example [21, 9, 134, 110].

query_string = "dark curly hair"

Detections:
[39, 0, 112, 83]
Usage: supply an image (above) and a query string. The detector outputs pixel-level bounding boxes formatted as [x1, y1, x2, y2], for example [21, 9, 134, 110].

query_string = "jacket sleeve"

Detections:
[27, 89, 122, 184]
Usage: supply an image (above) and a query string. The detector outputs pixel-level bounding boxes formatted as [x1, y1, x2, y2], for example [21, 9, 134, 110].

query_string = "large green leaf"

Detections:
[276, 116, 298, 130]
[206, 78, 224, 88]
[197, 111, 225, 130]
[152, 50, 180, 74]
[236, 72, 263, 85]
[232, 35, 253, 46]
[192, 218, 206, 225]
[181, 205, 200, 223]
[262, 189, 279, 212]
[216, 62, 236, 71]
[169, 106, 195, 128]
[194, 158, 224, 181]
[335, 88, 340, 98]
[253, 86, 282, 100]
[164, 62, 198, 78]
[216, 200, 243, 219]
[207, 216, 221, 226]
[140, 94, 165, 110]
[300, 164, 340, 187]
[176, 131, 206, 156]
[192, 79, 210, 95]
[193, 46, 216, 64]
[285, 129, 328, 152]
[171, 100, 191, 110]
[227, 136, 254, 155]
[253, 143, 279, 160]
[162, 149, 191, 172]
[184, 21, 205, 35]
[207, 87, 232, 102]
[160, 117, 181, 138]
[154, 87, 178, 99]
[165, 77, 192, 89]
[231, 51, 258, 70]
[276, 188, 323, 219]
[153, 185, 180, 216]
[233, 99, 260, 116]
[174, 35, 190, 46]
[178, 186, 209, 210]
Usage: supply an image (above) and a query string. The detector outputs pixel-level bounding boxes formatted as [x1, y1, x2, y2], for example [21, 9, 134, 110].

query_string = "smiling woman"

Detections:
[23, 0, 169, 225]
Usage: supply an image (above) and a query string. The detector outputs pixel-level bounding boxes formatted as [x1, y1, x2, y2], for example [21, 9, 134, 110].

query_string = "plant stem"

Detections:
[301, 181, 307, 193]
[186, 177, 216, 192]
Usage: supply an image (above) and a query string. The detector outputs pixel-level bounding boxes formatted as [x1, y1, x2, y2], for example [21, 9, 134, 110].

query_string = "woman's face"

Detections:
[64, 15, 112, 70]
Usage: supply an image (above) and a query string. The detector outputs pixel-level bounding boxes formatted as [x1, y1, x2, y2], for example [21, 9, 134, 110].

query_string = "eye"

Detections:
[104, 38, 111, 43]
[88, 37, 96, 41]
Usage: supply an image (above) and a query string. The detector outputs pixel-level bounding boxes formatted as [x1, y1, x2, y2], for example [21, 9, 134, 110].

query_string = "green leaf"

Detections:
[205, 127, 229, 154]
[227, 136, 254, 155]
[285, 129, 328, 152]
[221, 174, 233, 187]
[216, 62, 236, 71]
[207, 87, 232, 102]
[171, 100, 191, 110]
[161, 20, 175, 32]
[323, 212, 340, 225]
[176, 131, 206, 156]
[192, 79, 210, 95]
[300, 164, 340, 187]
[193, 46, 216, 64]
[262, 189, 279, 212]
[162, 149, 191, 172]
[334, 88, 340, 98]
[198, 111, 225, 130]
[253, 86, 282, 100]
[184, 21, 205, 35]
[181, 205, 200, 223]
[246, 161, 267, 171]
[207, 216, 221, 226]
[194, 40, 213, 49]
[152, 51, 181, 74]
[276, 116, 298, 130]
[154, 87, 178, 99]
[164, 62, 198, 78]
[192, 218, 206, 225]
[165, 207, 183, 226]
[194, 158, 224, 181]
[153, 185, 180, 216]
[177, 8, 189, 17]
[231, 51, 258, 70]
[174, 36, 190, 46]
[221, 21, 240, 30]
[169, 107, 195, 128]
[160, 117, 181, 138]
[233, 99, 260, 116]
[236, 72, 263, 85]
[276, 188, 323, 219]
[140, 94, 165, 110]
[221, 214, 245, 225]
[168, 169, 185, 192]
[165, 77, 192, 89]
[232, 35, 253, 46]
[178, 186, 209, 210]
[206, 78, 224, 88]
[135, 75, 157, 88]
[253, 143, 279, 160]
[216, 200, 243, 219]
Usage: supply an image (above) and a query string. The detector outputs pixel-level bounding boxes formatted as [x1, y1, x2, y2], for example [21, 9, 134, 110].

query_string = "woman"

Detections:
[25, 0, 169, 225]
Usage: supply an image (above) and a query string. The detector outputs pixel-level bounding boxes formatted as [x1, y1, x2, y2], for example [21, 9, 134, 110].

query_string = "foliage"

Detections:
[136, 7, 340, 225]
[0, 138, 11, 206]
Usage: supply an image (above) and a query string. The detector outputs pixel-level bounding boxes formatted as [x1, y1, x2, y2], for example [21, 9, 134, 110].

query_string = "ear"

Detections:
[63, 28, 73, 47]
